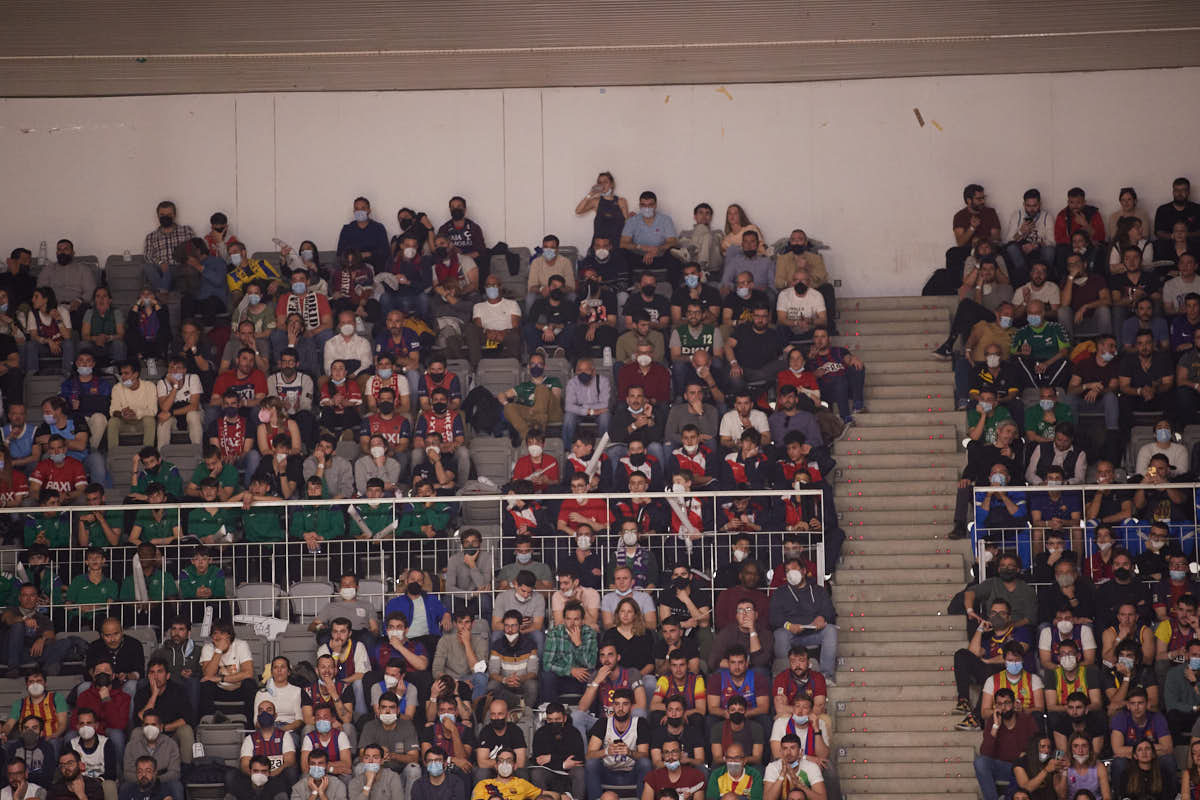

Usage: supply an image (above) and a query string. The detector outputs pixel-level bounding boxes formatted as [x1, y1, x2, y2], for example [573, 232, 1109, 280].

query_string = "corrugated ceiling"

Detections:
[2, 1, 1199, 96]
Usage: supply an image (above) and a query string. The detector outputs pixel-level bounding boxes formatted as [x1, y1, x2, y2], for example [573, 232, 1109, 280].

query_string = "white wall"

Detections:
[2, 67, 1199, 297]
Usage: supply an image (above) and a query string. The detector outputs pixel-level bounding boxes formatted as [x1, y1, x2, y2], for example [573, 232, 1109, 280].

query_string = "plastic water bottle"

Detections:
[37, 241, 47, 266]
[123, 250, 131, 263]
[602, 346, 613, 369]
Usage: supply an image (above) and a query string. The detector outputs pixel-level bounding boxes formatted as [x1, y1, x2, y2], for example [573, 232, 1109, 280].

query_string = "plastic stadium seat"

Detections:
[461, 492, 502, 526]
[274, 624, 319, 668]
[161, 444, 201, 475]
[468, 439, 512, 486]
[475, 358, 520, 395]
[196, 719, 244, 764]
[1125, 426, 1157, 474]
[233, 625, 270, 668]
[126, 626, 160, 654]
[335, 439, 361, 463]
[25, 375, 65, 405]
[1183, 425, 1200, 461]
[235, 582, 282, 618]
[359, 579, 386, 614]
[288, 580, 334, 623]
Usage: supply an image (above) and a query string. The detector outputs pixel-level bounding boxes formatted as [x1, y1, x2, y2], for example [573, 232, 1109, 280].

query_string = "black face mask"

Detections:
[728, 712, 746, 725]
[788, 244, 806, 255]
[1000, 709, 1015, 720]
[378, 402, 395, 415]
[93, 673, 112, 688]
[434, 246, 449, 260]
[158, 215, 174, 228]
[450, 208, 466, 221]
[398, 217, 414, 229]
[1115, 567, 1133, 581]
[629, 453, 646, 467]
[743, 248, 757, 259]
[641, 286, 656, 298]
[407, 582, 423, 595]
[432, 402, 448, 414]
[549, 288, 564, 302]
[489, 719, 506, 731]
[56, 253, 72, 266]
[794, 284, 807, 295]
[672, 577, 690, 591]
[998, 568, 1019, 581]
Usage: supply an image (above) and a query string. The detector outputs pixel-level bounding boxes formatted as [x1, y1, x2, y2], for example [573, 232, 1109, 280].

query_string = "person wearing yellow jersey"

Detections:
[225, 241, 285, 301]
[470, 749, 544, 800]
[1042, 639, 1103, 728]
[980, 642, 1045, 724]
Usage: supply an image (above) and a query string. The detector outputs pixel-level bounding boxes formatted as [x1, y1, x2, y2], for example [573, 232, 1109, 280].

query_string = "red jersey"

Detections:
[669, 497, 703, 534]
[557, 496, 610, 527]
[670, 445, 713, 479]
[0, 470, 29, 506]
[30, 458, 87, 494]
[775, 367, 820, 396]
[212, 369, 268, 403]
[320, 379, 363, 407]
[512, 454, 560, 486]
[214, 414, 249, 462]
[363, 373, 407, 406]
[360, 414, 411, 447]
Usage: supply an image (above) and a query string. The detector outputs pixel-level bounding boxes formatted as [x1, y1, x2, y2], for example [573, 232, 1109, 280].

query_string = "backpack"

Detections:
[463, 386, 503, 436]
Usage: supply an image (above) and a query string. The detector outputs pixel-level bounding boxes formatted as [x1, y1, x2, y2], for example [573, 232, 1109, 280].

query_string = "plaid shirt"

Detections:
[542, 623, 598, 676]
[144, 224, 197, 266]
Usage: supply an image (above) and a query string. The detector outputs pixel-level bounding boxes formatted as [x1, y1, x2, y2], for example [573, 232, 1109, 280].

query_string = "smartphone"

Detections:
[1054, 749, 1064, 761]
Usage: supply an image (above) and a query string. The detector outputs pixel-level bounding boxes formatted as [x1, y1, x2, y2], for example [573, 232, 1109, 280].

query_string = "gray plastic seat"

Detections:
[288, 580, 334, 623]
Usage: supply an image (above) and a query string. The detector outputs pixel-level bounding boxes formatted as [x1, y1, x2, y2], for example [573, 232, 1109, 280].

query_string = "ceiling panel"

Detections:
[1, 1, 1198, 96]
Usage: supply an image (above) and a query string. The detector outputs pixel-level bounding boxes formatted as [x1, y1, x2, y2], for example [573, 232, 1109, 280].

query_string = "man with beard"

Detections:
[48, 751, 102, 800]
[585, 689, 651, 800]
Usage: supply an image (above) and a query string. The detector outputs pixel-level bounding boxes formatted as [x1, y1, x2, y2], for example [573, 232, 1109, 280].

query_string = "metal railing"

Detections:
[970, 481, 1199, 583]
[0, 488, 825, 634]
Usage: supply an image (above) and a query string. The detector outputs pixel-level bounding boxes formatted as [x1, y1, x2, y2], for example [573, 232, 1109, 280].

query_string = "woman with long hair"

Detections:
[600, 596, 655, 676]
[720, 203, 765, 254]
[21, 285, 74, 374]
[1057, 732, 1110, 799]
[1011, 733, 1063, 800]
[1179, 738, 1200, 799]
[575, 171, 630, 246]
[1108, 217, 1153, 275]
[1120, 739, 1172, 799]
[1107, 187, 1152, 243]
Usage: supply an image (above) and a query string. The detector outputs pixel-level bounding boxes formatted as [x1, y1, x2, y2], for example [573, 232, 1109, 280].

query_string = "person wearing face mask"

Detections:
[1134, 419, 1189, 479]
[384, 569, 453, 655]
[41, 238, 97, 330]
[975, 696, 1044, 800]
[267, 349, 317, 449]
[1011, 298, 1072, 390]
[951, 417, 1024, 539]
[142, 201, 196, 295]
[33, 393, 107, 490]
[238, 699, 298, 788]
[227, 754, 288, 800]
[148, 353, 204, 446]
[954, 300, 1020, 411]
[706, 739, 763, 799]
[384, 232, 433, 318]
[391, 208, 436, 259]
[1028, 470, 1084, 562]
[410, 746, 466, 800]
[474, 699, 532, 785]
[669, 263, 722, 328]
[311, 574, 382, 644]
[1131, 521, 1173, 586]
[719, 229, 771, 294]
[524, 274, 577, 361]
[641, 737, 706, 800]
[966, 387, 1013, 445]
[1043, 639, 1103, 723]
[490, 572, 546, 654]
[327, 250, 379, 329]
[1097, 550, 1155, 631]
[322, 310, 372, 377]
[526, 236, 576, 306]
[122, 710, 183, 800]
[619, 190, 681, 277]
[495, 535, 553, 592]
[561, 359, 612, 450]
[335, 196, 390, 272]
[622, 272, 672, 334]
[774, 263, 826, 346]
[203, 211, 239, 261]
[528, 702, 585, 800]
[347, 743, 406, 800]
[251, 656, 304, 735]
[359, 693, 422, 788]
[466, 275, 521, 366]
[576, 172, 630, 245]
[973, 461, 1030, 533]
[570, 262, 622, 362]
[293, 748, 348, 800]
[433, 196, 487, 265]
[768, 557, 838, 685]
[1035, 560, 1098, 633]
[1160, 638, 1200, 738]
[499, 356, 564, 445]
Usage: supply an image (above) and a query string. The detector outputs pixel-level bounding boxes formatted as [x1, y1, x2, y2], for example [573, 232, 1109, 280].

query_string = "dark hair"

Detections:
[639, 191, 657, 203]
[1022, 188, 1040, 201]
[963, 183, 984, 203]
[1067, 187, 1085, 199]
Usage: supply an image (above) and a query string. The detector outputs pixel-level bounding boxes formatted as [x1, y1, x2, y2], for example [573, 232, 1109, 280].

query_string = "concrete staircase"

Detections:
[826, 296, 979, 799]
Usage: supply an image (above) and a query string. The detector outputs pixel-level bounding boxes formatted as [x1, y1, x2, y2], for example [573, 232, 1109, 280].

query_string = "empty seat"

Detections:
[335, 439, 361, 463]
[233, 625, 270, 667]
[126, 626, 160, 654]
[1125, 426, 1157, 474]
[475, 358, 520, 395]
[25, 374, 64, 405]
[288, 580, 333, 623]
[359, 579, 386, 614]
[235, 582, 282, 618]
[542, 357, 571, 389]
[196, 720, 244, 766]
[274, 625, 318, 668]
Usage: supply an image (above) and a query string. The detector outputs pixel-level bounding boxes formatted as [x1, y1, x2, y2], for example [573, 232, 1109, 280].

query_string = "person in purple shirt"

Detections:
[436, 197, 488, 267]
[1169, 293, 1200, 352]
[336, 197, 391, 271]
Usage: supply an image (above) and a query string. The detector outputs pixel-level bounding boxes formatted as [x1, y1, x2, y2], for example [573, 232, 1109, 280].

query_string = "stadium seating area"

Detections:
[0, 187, 851, 800]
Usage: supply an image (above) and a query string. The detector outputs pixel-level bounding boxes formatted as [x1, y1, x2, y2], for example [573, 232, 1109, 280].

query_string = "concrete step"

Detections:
[849, 411, 962, 429]
[836, 761, 976, 780]
[834, 437, 958, 456]
[835, 680, 956, 702]
[835, 453, 964, 472]
[836, 494, 958, 511]
[833, 333, 947, 351]
[843, 778, 979, 796]
[835, 567, 961, 586]
[840, 743, 969, 762]
[839, 296, 958, 311]
[835, 466, 963, 483]
[836, 599, 954, 618]
[834, 480, 956, 498]
[830, 683, 959, 702]
[840, 640, 961, 657]
[836, 670, 956, 689]
[837, 319, 951, 336]
[867, 359, 955, 375]
[841, 628, 964, 646]
[834, 583, 957, 603]
[840, 553, 962, 570]
[868, 370, 954, 387]
[865, 383, 956, 399]
[840, 508, 955, 526]
[841, 613, 963, 633]
[849, 396, 959, 414]
[841, 539, 962, 557]
[841, 423, 956, 440]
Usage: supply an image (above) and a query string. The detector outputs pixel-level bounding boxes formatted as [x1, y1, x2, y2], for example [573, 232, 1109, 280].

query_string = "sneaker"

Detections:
[824, 675, 837, 688]
[955, 712, 981, 731]
[835, 419, 855, 442]
[932, 343, 953, 360]
[954, 698, 971, 714]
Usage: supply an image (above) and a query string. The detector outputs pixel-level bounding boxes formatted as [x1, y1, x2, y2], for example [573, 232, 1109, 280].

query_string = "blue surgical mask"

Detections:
[542, 248, 557, 260]
[978, 402, 993, 413]
[427, 761, 445, 777]
[122, 379, 134, 388]
[301, 249, 315, 262]
[1171, 570, 1188, 581]
[1100, 351, 1115, 362]
[485, 286, 500, 300]
[291, 282, 306, 295]
[639, 206, 654, 219]
[0, 304, 8, 313]
[377, 368, 393, 380]
[1156, 428, 1171, 442]
[989, 473, 1007, 486]
[42, 414, 54, 425]
[1039, 399, 1055, 410]
[665, 760, 681, 771]
[1190, 657, 1200, 671]
[77, 366, 92, 377]
[1027, 314, 1043, 327]
[50, 453, 66, 465]
[998, 316, 1012, 329]
[315, 719, 332, 734]
[1005, 660, 1022, 675]
[309, 765, 326, 779]
[246, 293, 261, 306]
[353, 210, 369, 223]
[684, 274, 699, 289]
[364, 762, 381, 773]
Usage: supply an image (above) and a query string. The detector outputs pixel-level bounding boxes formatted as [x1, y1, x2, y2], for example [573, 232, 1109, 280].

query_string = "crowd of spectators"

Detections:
[0, 176, 854, 800]
[941, 180, 1200, 800]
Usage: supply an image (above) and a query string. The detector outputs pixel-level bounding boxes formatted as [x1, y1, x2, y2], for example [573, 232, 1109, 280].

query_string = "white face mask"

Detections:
[497, 762, 514, 778]
[340, 324, 355, 337]
[636, 354, 652, 367]
[786, 569, 804, 586]
[26, 683, 43, 698]
[143, 725, 160, 741]
[77, 725, 95, 740]
[1097, 541, 1112, 552]
[387, 629, 405, 643]
[527, 444, 543, 459]
[985, 354, 1001, 369]
[733, 549, 747, 562]
[622, 531, 639, 546]
[504, 632, 519, 644]
[1059, 655, 1078, 671]
[594, 248, 610, 260]
[340, 587, 357, 600]
[403, 247, 417, 260]
[1073, 753, 1087, 764]
[379, 712, 398, 725]
[370, 445, 386, 458]
[1056, 619, 1073, 635]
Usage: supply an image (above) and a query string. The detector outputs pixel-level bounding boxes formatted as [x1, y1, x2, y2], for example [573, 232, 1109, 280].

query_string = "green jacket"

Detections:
[292, 506, 346, 540]
[134, 461, 184, 498]
[397, 502, 450, 536]
[179, 564, 226, 600]
[119, 569, 179, 602]
[185, 507, 233, 540]
[24, 513, 70, 548]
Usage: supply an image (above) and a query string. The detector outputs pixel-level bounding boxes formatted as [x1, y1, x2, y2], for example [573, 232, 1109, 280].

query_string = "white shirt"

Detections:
[156, 373, 204, 405]
[775, 288, 826, 326]
[323, 334, 374, 375]
[1018, 281, 1060, 307]
[1163, 274, 1200, 312]
[472, 298, 521, 331]
[1135, 441, 1189, 477]
[0, 785, 44, 800]
[719, 409, 770, 441]
[200, 638, 254, 689]
[253, 681, 304, 725]
[1037, 625, 1097, 653]
[763, 757, 823, 786]
[316, 640, 371, 676]
[240, 729, 296, 770]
